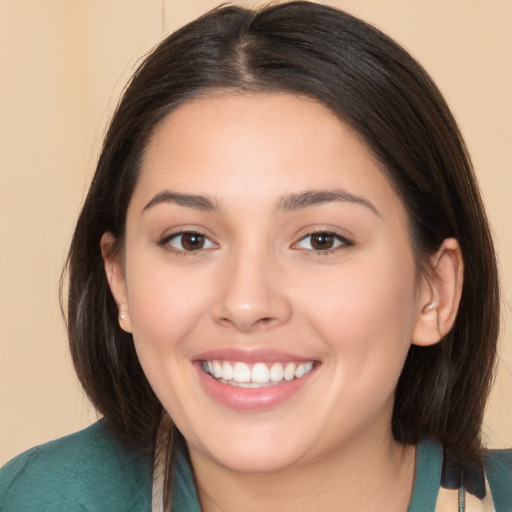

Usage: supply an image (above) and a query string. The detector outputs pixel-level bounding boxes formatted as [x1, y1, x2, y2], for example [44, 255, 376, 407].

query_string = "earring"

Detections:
[119, 306, 128, 323]
[423, 301, 437, 313]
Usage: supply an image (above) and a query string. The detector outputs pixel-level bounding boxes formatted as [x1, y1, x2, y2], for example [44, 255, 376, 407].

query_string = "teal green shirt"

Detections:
[1, 421, 510, 511]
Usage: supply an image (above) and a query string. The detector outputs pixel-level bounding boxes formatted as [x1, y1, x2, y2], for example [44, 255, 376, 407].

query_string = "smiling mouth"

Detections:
[201, 360, 317, 388]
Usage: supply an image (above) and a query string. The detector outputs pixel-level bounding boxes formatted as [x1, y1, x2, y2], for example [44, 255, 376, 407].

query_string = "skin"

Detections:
[103, 93, 463, 511]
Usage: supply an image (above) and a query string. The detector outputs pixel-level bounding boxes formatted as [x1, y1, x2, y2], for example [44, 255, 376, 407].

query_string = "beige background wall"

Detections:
[1, 0, 511, 465]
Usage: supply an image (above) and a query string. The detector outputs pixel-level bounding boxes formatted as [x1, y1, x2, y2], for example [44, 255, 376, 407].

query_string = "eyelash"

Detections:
[292, 230, 353, 255]
[157, 230, 217, 256]
[157, 229, 353, 256]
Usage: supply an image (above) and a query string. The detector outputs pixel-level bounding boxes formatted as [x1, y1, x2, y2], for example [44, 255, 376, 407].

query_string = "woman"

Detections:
[1, 2, 510, 511]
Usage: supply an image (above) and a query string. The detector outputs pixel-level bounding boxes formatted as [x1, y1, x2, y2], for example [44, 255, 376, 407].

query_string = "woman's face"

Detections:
[109, 93, 431, 473]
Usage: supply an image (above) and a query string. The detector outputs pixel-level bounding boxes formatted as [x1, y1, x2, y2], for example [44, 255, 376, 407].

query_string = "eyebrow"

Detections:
[143, 191, 222, 212]
[277, 190, 380, 216]
[142, 189, 380, 216]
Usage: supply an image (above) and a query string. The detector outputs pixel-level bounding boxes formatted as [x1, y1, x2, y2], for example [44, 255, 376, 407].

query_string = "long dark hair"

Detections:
[64, 2, 499, 508]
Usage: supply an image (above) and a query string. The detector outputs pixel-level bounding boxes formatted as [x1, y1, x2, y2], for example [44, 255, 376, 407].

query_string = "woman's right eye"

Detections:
[162, 232, 217, 253]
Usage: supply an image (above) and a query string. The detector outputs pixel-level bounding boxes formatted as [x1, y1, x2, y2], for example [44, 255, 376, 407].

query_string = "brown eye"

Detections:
[181, 233, 205, 250]
[294, 231, 350, 252]
[310, 233, 335, 250]
[166, 232, 216, 252]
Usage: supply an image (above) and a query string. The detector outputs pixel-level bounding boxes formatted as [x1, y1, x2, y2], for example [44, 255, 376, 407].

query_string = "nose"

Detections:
[210, 248, 292, 333]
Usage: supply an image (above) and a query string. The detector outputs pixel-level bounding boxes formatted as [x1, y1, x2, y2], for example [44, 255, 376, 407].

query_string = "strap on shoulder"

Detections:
[436, 480, 495, 512]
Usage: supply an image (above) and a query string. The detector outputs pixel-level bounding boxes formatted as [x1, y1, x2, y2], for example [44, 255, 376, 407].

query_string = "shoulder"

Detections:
[0, 420, 152, 512]
[408, 440, 443, 511]
[484, 447, 512, 511]
[171, 450, 202, 512]
[409, 441, 512, 512]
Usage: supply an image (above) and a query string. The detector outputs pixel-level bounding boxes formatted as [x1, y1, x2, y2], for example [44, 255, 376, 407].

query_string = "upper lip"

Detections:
[193, 347, 318, 364]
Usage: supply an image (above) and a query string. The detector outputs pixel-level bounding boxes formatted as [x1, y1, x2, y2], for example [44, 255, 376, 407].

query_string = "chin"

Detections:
[200, 443, 309, 474]
[186, 419, 328, 475]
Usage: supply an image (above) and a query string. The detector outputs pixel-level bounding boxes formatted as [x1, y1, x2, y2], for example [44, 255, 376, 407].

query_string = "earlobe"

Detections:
[117, 304, 132, 332]
[100, 232, 132, 333]
[412, 238, 464, 347]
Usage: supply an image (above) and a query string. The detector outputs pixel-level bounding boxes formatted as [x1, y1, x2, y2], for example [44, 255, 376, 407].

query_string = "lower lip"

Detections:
[195, 363, 318, 411]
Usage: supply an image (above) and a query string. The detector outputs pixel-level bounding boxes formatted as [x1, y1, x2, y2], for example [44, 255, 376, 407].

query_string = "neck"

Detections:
[189, 427, 416, 512]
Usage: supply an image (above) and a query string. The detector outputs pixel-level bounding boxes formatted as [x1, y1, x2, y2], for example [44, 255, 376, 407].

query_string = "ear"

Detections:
[412, 238, 463, 346]
[100, 232, 132, 333]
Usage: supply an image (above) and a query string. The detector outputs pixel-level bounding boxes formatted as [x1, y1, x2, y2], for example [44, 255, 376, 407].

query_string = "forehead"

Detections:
[133, 92, 405, 220]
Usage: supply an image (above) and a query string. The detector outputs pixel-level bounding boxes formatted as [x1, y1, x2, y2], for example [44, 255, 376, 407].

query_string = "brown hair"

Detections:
[64, 2, 499, 507]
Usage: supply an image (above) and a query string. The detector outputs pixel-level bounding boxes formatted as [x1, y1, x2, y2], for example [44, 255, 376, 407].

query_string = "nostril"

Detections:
[251, 317, 280, 330]
[216, 315, 277, 332]
[210, 288, 292, 332]
[256, 317, 276, 325]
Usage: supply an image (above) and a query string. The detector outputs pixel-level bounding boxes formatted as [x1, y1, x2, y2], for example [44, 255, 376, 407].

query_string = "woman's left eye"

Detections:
[293, 231, 351, 252]
[163, 232, 217, 252]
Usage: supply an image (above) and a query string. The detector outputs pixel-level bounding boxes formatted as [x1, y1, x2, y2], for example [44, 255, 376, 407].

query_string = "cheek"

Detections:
[123, 259, 212, 421]
[124, 254, 210, 359]
[302, 252, 419, 376]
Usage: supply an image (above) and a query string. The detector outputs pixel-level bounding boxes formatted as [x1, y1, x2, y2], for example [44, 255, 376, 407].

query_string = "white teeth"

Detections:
[269, 362, 284, 382]
[295, 362, 313, 378]
[233, 362, 251, 383]
[284, 362, 295, 381]
[213, 360, 223, 379]
[222, 361, 233, 381]
[203, 359, 316, 386]
[228, 381, 276, 388]
[251, 363, 270, 383]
